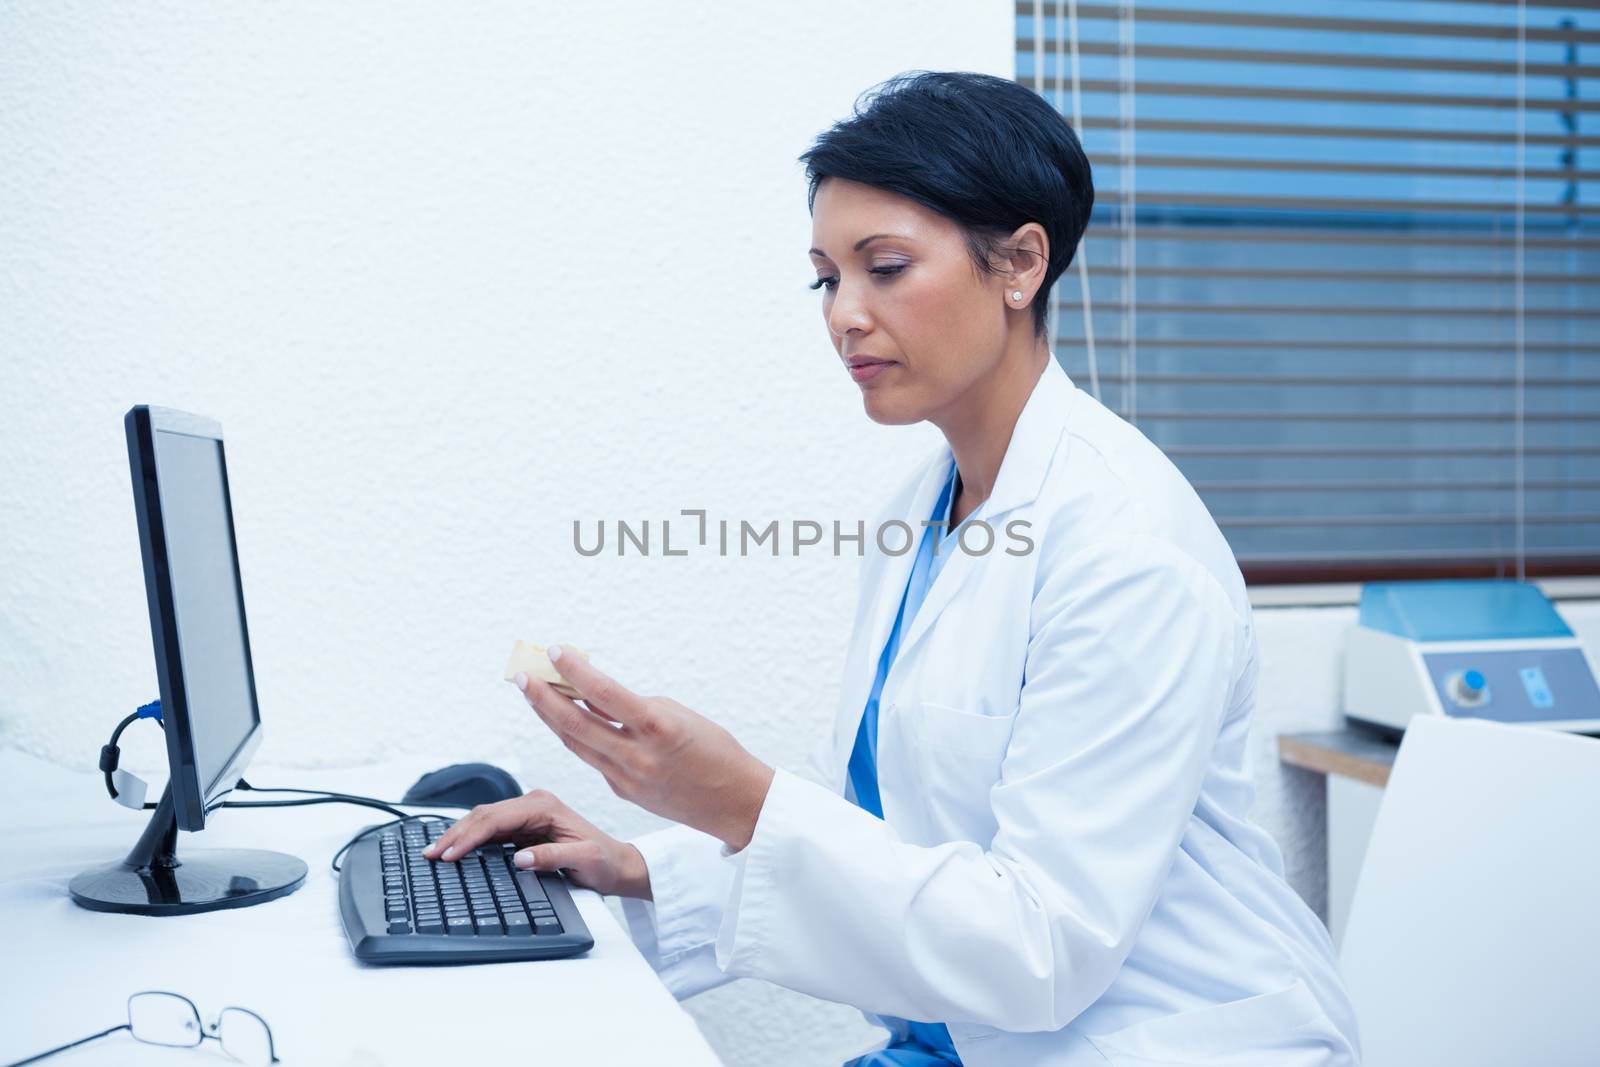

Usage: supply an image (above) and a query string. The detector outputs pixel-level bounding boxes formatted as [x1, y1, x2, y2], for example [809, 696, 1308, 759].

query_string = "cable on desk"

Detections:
[224, 781, 408, 819]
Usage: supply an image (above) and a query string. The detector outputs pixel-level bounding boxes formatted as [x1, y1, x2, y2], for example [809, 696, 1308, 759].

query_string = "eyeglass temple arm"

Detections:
[3, 1023, 130, 1067]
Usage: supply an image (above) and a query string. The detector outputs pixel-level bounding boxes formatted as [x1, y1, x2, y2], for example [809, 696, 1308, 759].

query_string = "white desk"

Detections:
[0, 750, 723, 1066]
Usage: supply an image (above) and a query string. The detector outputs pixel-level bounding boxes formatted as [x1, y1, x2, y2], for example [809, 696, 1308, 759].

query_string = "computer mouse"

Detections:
[402, 762, 524, 808]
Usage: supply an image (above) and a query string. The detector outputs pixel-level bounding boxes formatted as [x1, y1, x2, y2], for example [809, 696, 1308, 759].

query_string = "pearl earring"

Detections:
[1011, 291, 1023, 301]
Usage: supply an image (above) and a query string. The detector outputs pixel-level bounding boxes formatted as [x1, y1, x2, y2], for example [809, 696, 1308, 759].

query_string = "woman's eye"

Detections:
[807, 265, 904, 292]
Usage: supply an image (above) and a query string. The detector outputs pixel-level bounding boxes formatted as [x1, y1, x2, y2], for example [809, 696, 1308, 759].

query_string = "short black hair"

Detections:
[798, 70, 1094, 342]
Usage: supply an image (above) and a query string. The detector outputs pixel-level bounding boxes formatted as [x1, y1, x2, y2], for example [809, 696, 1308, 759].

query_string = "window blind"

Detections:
[1018, 0, 1598, 584]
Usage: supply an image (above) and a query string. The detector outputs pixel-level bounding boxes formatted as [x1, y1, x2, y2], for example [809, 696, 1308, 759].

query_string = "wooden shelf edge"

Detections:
[1278, 732, 1394, 788]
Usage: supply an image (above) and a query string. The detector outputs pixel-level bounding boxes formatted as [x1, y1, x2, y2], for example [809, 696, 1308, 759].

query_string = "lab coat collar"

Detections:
[890, 353, 1075, 671]
[888, 352, 1076, 547]
[829, 354, 1077, 791]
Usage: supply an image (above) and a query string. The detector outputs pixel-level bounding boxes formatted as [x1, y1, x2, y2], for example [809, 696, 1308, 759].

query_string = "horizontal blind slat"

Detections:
[1071, 300, 1600, 318]
[1165, 446, 1600, 456]
[1021, 2, 1600, 44]
[1129, 410, 1600, 421]
[1219, 514, 1600, 528]
[1057, 336, 1600, 354]
[1196, 480, 1600, 492]
[1068, 39, 1600, 80]
[1085, 374, 1600, 387]
[1080, 115, 1597, 147]
[1049, 77, 1600, 112]
[1084, 227, 1600, 250]
[1082, 266, 1598, 285]
[1096, 190, 1600, 216]
[1087, 152, 1600, 182]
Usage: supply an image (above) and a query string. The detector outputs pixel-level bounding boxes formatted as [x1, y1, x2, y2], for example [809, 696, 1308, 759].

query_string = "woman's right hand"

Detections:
[420, 789, 652, 900]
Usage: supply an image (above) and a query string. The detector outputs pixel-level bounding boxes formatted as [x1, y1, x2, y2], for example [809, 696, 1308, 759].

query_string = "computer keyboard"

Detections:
[338, 817, 594, 963]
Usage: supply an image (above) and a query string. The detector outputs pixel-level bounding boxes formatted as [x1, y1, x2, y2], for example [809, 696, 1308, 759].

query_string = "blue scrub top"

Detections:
[844, 459, 974, 1067]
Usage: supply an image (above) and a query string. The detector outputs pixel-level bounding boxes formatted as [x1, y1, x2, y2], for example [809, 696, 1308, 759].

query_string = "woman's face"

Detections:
[808, 176, 1026, 427]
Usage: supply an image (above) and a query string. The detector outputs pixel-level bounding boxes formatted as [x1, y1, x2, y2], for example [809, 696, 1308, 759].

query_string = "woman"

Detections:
[426, 71, 1360, 1066]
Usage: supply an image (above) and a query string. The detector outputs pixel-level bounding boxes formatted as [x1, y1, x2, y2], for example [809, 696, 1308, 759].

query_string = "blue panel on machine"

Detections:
[1360, 580, 1573, 642]
[1422, 648, 1599, 723]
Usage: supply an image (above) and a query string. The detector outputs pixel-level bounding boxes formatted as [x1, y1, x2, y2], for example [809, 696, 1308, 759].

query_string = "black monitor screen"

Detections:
[152, 428, 258, 799]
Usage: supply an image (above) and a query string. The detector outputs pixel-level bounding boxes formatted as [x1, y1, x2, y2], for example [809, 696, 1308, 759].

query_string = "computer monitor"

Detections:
[68, 405, 307, 916]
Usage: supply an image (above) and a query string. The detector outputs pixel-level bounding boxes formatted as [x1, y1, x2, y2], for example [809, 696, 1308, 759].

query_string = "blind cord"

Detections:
[1117, 0, 1137, 424]
[1064, 0, 1102, 401]
[1514, 0, 1527, 581]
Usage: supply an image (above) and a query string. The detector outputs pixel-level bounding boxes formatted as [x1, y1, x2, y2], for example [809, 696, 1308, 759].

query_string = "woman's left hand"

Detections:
[513, 645, 775, 852]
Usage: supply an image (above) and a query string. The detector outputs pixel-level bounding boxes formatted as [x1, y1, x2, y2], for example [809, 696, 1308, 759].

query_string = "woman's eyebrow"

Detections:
[809, 233, 913, 257]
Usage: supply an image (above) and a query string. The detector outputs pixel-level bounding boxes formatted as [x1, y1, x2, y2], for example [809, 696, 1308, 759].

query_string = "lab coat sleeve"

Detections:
[710, 535, 1244, 1032]
[617, 721, 839, 999]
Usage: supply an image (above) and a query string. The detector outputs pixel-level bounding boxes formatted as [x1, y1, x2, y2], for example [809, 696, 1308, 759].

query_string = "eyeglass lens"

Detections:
[217, 1006, 274, 1066]
[127, 992, 203, 1048]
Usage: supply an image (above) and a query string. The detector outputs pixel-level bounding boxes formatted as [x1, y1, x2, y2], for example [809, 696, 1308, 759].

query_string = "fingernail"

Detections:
[441, 847, 455, 860]
[514, 849, 536, 868]
[547, 644, 562, 662]
[514, 672, 528, 689]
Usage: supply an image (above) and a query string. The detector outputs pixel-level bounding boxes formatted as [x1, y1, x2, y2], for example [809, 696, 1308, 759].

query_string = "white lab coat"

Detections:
[619, 355, 1362, 1066]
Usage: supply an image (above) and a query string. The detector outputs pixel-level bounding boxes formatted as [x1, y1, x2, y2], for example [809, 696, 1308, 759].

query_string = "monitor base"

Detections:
[69, 849, 308, 916]
[68, 778, 306, 916]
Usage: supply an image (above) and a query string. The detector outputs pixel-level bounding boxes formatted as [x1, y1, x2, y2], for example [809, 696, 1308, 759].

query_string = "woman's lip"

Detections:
[849, 360, 894, 383]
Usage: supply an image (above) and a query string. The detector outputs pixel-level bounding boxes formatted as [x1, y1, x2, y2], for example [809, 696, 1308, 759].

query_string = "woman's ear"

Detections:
[1005, 222, 1050, 302]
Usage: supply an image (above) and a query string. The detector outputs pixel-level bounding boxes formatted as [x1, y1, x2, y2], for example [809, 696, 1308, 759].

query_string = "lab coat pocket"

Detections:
[903, 700, 1015, 842]
[1085, 979, 1348, 1067]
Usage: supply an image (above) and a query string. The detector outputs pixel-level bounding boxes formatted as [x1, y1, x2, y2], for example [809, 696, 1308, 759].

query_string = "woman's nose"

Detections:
[826, 281, 871, 338]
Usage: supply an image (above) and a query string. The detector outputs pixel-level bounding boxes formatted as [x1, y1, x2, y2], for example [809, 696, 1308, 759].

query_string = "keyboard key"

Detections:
[417, 918, 445, 935]
[513, 870, 550, 904]
[476, 916, 504, 935]
[533, 917, 562, 935]
[504, 913, 532, 935]
[388, 920, 411, 935]
[446, 916, 474, 935]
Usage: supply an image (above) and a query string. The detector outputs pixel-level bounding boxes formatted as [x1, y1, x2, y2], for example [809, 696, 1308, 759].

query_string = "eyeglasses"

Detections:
[6, 991, 278, 1067]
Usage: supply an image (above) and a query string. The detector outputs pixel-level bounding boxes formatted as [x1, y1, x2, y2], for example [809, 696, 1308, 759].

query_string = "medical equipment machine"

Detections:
[1342, 580, 1600, 734]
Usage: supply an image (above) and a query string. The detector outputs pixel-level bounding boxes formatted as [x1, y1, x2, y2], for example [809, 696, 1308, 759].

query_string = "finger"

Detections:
[421, 816, 477, 860]
[548, 712, 624, 771]
[424, 799, 540, 861]
[544, 644, 653, 728]
[513, 839, 598, 874]
[424, 812, 499, 861]
[520, 673, 627, 758]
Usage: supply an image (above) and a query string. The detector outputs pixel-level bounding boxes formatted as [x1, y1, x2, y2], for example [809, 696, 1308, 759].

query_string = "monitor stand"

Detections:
[69, 781, 307, 916]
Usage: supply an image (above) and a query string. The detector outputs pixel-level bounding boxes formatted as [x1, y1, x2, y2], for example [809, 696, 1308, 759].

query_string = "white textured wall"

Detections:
[6, 4, 1599, 1065]
[0, 3, 999, 1065]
